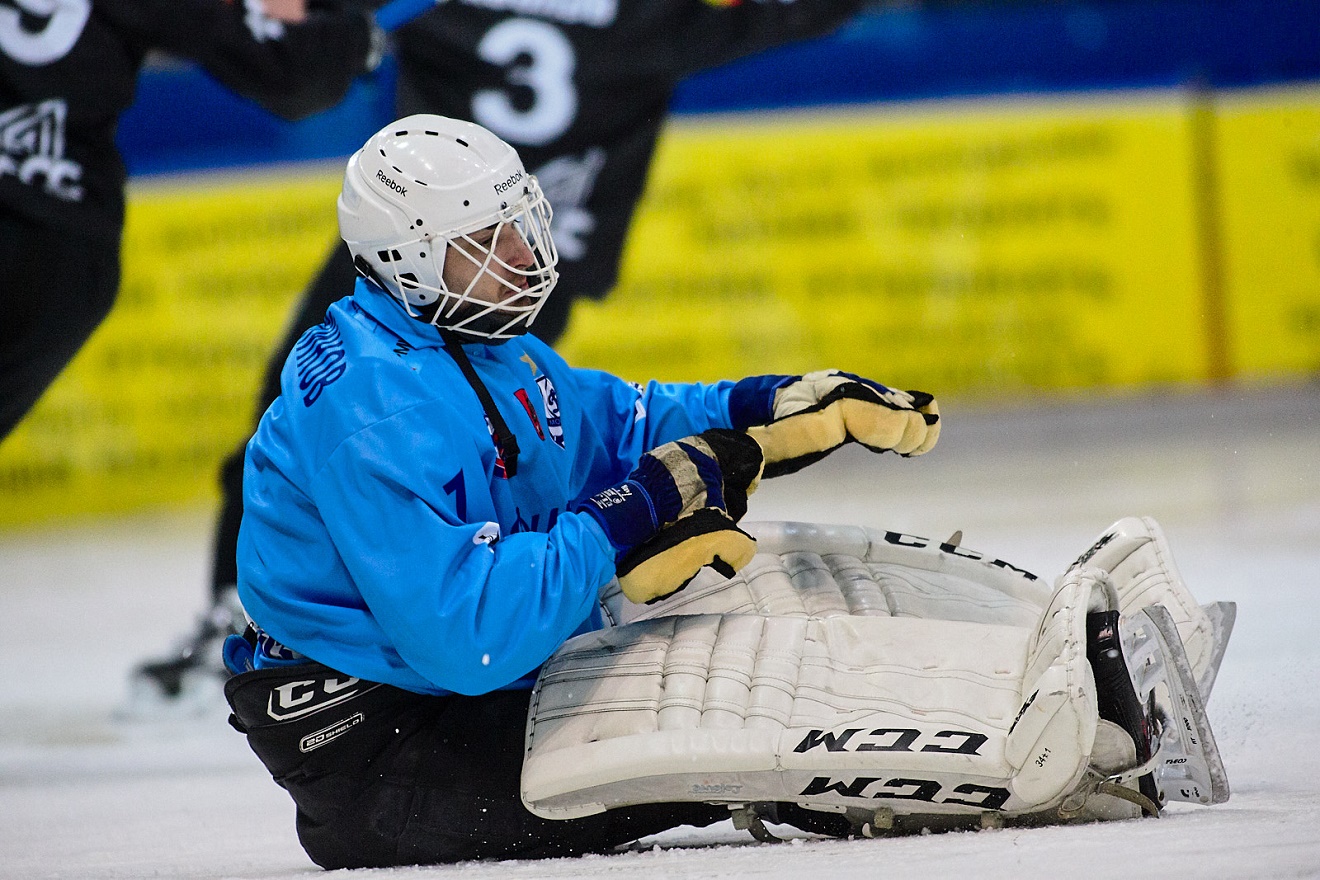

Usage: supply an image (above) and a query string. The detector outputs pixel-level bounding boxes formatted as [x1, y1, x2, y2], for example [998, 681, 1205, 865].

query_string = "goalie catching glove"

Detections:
[574, 429, 764, 604]
[730, 370, 940, 478]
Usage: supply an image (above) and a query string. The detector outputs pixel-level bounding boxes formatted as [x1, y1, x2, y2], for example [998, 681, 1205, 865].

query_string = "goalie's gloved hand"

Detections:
[574, 429, 764, 604]
[729, 370, 940, 479]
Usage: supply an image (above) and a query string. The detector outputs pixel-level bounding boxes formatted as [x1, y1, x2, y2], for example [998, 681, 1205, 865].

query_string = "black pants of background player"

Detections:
[226, 661, 849, 868]
[206, 243, 576, 595]
[0, 209, 120, 440]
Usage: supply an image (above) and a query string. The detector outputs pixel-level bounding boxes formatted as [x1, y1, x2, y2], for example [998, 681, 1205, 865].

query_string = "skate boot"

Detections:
[1065, 603, 1230, 820]
[119, 586, 247, 719]
[1087, 608, 1160, 814]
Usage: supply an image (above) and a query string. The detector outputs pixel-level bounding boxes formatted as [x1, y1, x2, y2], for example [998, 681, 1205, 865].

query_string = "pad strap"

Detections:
[600, 520, 1051, 628]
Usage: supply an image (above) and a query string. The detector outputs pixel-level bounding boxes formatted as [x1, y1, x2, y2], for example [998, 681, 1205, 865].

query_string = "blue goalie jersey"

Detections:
[237, 280, 738, 696]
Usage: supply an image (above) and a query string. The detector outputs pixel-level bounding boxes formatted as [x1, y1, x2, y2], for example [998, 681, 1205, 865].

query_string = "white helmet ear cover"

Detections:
[336, 149, 448, 312]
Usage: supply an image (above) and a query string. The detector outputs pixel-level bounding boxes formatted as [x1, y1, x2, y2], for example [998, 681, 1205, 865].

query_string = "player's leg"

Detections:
[126, 243, 359, 713]
[225, 663, 725, 869]
[0, 211, 119, 440]
[602, 520, 1051, 629]
[524, 571, 1229, 832]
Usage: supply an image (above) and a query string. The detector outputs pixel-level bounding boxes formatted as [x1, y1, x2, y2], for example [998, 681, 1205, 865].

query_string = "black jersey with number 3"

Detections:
[0, 0, 375, 239]
[392, 0, 863, 300]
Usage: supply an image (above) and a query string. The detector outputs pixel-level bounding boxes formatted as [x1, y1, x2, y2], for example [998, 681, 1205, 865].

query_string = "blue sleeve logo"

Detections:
[294, 315, 347, 406]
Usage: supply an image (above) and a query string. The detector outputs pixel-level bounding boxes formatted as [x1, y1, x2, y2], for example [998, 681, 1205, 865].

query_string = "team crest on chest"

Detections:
[509, 355, 567, 450]
[535, 375, 566, 448]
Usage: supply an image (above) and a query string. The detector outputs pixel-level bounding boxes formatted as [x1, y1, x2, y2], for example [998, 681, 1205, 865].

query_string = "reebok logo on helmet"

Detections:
[493, 170, 523, 194]
[376, 168, 407, 196]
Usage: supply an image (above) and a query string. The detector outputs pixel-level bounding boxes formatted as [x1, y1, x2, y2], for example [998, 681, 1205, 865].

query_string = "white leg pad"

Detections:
[524, 573, 1103, 823]
[1064, 516, 1235, 696]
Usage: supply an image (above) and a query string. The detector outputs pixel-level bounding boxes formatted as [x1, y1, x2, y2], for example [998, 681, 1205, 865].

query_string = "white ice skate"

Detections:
[1065, 600, 1230, 821]
[117, 587, 246, 721]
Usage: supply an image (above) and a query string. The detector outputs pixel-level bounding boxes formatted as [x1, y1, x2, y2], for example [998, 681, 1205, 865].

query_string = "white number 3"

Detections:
[0, 0, 91, 66]
[473, 18, 577, 148]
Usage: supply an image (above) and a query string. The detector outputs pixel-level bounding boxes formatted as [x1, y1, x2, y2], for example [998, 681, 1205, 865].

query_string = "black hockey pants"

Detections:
[224, 661, 728, 869]
[0, 209, 120, 440]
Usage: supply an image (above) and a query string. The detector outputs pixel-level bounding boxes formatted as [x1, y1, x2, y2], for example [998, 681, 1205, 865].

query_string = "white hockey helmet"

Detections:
[337, 114, 559, 339]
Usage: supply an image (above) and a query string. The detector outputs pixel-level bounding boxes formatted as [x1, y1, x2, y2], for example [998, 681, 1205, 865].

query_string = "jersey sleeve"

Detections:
[566, 362, 738, 474]
[665, 0, 866, 78]
[309, 405, 617, 695]
[102, 0, 377, 121]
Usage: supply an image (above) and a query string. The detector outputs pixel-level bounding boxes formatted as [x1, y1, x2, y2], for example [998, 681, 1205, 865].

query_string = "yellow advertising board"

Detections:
[560, 94, 1207, 394]
[1215, 85, 1320, 379]
[0, 166, 342, 526]
[0, 88, 1314, 527]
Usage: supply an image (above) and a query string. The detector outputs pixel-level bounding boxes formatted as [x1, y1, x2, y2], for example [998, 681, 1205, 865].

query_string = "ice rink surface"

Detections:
[3, 384, 1318, 880]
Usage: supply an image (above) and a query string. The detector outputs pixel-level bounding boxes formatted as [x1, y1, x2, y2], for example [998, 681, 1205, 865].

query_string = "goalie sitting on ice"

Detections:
[221, 114, 1232, 871]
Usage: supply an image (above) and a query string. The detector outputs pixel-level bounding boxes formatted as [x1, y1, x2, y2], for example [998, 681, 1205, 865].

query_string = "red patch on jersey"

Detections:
[514, 388, 546, 440]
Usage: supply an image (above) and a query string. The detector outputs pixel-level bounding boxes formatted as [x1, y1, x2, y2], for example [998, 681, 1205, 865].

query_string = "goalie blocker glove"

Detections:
[574, 429, 763, 604]
[730, 370, 939, 478]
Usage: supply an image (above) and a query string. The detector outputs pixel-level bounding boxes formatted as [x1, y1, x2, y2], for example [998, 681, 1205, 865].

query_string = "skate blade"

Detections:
[1196, 601, 1237, 701]
[1124, 606, 1230, 806]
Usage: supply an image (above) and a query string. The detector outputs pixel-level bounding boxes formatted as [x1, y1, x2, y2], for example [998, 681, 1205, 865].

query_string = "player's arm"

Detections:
[547, 348, 737, 474]
[667, 0, 868, 76]
[309, 410, 761, 690]
[106, 0, 384, 121]
[571, 428, 763, 604]
[516, 354, 763, 605]
[567, 355, 937, 478]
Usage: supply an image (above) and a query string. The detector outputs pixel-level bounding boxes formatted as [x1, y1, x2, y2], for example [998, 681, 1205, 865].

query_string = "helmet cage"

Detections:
[338, 115, 561, 340]
[374, 177, 558, 340]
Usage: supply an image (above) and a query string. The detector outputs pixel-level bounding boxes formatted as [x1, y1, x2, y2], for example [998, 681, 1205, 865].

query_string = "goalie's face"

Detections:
[430, 204, 559, 340]
[439, 220, 537, 324]
[385, 184, 558, 339]
[422, 182, 558, 338]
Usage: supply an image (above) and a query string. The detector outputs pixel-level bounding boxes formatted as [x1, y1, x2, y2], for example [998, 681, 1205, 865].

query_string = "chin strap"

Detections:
[440, 329, 520, 477]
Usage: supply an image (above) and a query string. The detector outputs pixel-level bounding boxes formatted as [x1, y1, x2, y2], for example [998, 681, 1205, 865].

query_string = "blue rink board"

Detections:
[118, 0, 1320, 177]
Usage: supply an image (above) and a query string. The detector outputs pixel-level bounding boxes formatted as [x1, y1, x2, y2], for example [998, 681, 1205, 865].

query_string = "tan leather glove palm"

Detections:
[745, 370, 940, 478]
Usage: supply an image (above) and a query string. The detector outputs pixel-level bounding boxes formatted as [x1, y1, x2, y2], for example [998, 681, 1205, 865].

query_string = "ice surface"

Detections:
[3, 385, 1318, 879]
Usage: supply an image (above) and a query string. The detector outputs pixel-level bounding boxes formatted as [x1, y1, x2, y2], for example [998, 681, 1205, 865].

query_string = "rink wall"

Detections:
[1, 1, 1317, 526]
[563, 84, 1320, 390]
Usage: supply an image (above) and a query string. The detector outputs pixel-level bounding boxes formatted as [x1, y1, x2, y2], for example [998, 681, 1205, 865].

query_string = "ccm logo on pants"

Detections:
[266, 676, 379, 722]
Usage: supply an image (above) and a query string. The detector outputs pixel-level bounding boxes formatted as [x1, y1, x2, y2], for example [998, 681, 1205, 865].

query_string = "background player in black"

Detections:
[131, 0, 871, 709]
[0, 0, 381, 441]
